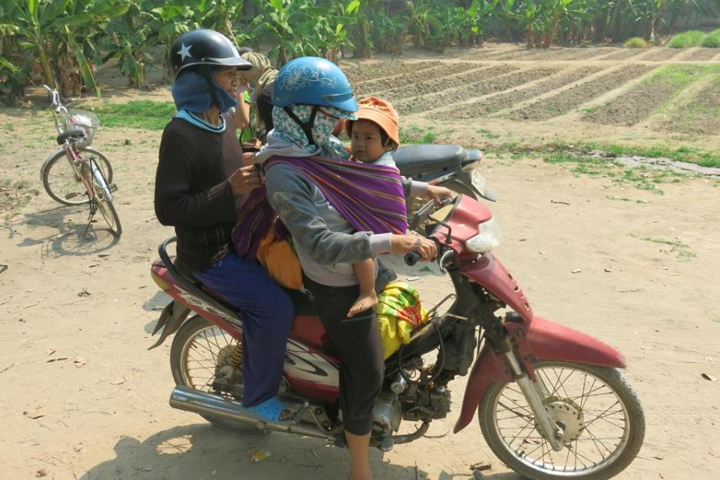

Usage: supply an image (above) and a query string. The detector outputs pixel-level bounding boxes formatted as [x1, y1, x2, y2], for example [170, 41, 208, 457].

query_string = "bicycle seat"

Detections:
[56, 129, 86, 145]
[393, 145, 476, 178]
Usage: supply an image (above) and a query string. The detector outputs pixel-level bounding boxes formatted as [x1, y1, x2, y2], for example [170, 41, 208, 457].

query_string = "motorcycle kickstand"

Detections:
[503, 351, 565, 452]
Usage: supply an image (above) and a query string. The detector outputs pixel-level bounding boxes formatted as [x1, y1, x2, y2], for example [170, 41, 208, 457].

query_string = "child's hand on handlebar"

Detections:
[390, 233, 437, 261]
[426, 185, 454, 206]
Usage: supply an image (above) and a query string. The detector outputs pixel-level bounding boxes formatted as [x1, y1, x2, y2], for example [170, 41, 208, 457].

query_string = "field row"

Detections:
[345, 58, 720, 132]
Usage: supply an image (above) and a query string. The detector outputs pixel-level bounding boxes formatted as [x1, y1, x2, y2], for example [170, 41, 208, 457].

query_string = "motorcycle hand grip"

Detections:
[404, 251, 422, 266]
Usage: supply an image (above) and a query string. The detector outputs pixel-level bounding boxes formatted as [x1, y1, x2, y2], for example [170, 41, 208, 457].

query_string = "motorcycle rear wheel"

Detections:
[478, 360, 645, 480]
[170, 315, 257, 433]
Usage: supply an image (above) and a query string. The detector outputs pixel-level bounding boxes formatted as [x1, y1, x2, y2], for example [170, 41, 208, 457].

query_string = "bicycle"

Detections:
[40, 85, 122, 237]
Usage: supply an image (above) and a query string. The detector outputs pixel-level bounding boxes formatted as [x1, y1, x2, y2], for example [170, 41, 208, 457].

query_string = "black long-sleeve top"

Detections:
[154, 113, 246, 273]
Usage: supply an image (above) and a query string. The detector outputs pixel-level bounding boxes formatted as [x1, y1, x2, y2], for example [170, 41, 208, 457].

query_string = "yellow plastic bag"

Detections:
[377, 281, 428, 359]
[256, 224, 303, 290]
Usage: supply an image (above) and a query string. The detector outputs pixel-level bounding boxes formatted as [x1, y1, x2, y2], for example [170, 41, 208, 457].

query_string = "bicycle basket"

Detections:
[62, 109, 100, 147]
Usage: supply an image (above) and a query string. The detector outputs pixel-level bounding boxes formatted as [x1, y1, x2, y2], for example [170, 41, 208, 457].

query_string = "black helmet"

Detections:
[170, 29, 251, 79]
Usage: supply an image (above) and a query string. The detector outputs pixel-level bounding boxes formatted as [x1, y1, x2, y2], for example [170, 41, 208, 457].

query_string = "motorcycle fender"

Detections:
[148, 301, 191, 350]
[453, 316, 627, 433]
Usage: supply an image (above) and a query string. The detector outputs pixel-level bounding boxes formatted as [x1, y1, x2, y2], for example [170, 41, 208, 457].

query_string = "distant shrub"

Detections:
[701, 29, 720, 48]
[624, 37, 648, 48]
[668, 30, 706, 48]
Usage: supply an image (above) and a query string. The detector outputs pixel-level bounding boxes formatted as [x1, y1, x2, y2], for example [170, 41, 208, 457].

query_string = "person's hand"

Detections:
[426, 185, 454, 206]
[390, 233, 437, 261]
[228, 165, 261, 195]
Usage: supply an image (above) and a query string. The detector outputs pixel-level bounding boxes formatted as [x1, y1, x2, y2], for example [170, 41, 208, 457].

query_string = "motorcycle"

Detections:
[149, 150, 644, 480]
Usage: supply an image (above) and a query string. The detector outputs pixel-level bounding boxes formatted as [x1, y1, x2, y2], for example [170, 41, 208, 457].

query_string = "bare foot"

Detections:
[347, 292, 378, 318]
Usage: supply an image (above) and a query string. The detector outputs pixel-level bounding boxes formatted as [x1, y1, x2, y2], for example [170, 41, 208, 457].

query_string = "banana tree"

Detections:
[6, 0, 129, 96]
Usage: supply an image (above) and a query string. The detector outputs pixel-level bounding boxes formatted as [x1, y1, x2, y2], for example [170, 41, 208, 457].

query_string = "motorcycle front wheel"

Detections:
[170, 315, 256, 432]
[478, 360, 645, 480]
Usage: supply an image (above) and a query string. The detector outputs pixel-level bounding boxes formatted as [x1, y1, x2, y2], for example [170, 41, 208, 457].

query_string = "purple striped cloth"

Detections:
[233, 155, 407, 259]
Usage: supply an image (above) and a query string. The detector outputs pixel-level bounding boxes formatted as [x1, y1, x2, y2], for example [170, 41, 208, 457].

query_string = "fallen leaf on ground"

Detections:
[251, 450, 271, 462]
[36, 469, 48, 477]
[27, 408, 45, 419]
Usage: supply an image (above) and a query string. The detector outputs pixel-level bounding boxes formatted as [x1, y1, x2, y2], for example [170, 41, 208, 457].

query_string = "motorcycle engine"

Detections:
[398, 383, 452, 422]
[372, 392, 402, 437]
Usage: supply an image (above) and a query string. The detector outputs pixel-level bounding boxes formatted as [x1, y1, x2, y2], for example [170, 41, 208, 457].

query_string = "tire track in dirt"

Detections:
[583, 64, 711, 126]
[343, 61, 436, 83]
[354, 62, 484, 96]
[430, 66, 604, 120]
[506, 64, 655, 121]
[396, 66, 558, 115]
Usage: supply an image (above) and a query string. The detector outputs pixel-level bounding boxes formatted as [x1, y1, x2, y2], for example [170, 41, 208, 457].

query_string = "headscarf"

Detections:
[171, 68, 238, 114]
[255, 105, 351, 163]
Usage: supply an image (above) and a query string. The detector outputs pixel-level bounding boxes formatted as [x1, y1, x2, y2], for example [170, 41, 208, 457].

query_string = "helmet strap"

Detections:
[283, 106, 319, 146]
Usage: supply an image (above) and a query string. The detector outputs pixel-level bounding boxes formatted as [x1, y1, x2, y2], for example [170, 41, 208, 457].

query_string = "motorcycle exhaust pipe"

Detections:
[169, 386, 333, 441]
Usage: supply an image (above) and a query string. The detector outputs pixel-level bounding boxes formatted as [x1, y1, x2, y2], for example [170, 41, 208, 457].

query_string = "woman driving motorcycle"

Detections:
[245, 57, 437, 480]
[154, 29, 294, 419]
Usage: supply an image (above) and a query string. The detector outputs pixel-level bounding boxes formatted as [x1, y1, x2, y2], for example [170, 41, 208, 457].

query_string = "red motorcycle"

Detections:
[150, 161, 644, 480]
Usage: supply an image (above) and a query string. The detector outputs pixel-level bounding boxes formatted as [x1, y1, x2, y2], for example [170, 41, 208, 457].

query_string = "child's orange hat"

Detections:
[346, 96, 400, 146]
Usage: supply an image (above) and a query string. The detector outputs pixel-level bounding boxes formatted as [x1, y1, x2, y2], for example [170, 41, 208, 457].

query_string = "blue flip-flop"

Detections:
[247, 396, 292, 422]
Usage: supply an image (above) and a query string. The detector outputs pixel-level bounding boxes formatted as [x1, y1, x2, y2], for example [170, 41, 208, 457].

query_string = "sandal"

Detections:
[246, 396, 293, 422]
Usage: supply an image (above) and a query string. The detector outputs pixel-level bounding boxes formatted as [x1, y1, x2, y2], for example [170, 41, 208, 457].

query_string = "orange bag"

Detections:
[256, 223, 303, 290]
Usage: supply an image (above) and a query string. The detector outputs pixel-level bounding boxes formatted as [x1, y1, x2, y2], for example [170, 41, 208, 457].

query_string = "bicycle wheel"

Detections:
[42, 147, 113, 206]
[88, 160, 122, 236]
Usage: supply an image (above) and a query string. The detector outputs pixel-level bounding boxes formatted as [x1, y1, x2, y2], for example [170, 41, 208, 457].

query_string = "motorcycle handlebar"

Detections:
[404, 251, 422, 266]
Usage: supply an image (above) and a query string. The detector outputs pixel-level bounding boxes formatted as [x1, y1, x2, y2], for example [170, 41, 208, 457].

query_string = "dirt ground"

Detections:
[1, 44, 720, 480]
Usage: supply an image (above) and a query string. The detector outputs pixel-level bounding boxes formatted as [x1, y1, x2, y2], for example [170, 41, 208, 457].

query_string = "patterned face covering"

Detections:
[271, 105, 351, 160]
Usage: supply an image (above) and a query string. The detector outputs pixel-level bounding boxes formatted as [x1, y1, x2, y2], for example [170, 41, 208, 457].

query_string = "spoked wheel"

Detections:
[478, 361, 645, 480]
[42, 147, 112, 206]
[88, 159, 122, 236]
[170, 315, 256, 432]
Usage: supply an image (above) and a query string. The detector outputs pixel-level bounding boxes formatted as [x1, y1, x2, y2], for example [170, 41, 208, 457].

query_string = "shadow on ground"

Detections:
[80, 424, 431, 480]
[16, 206, 119, 256]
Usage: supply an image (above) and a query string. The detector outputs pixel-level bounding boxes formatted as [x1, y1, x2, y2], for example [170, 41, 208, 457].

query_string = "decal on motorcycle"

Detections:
[284, 339, 339, 386]
[175, 287, 243, 329]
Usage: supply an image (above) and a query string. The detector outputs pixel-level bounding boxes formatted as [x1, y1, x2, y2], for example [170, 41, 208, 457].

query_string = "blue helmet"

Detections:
[273, 57, 357, 118]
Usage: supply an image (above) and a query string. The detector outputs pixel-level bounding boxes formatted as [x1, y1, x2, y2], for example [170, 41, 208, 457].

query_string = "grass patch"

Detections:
[624, 37, 648, 48]
[641, 236, 696, 260]
[667, 30, 706, 48]
[79, 101, 176, 131]
[701, 29, 720, 48]
[542, 149, 697, 194]
[555, 140, 720, 168]
[477, 128, 500, 139]
[400, 125, 437, 144]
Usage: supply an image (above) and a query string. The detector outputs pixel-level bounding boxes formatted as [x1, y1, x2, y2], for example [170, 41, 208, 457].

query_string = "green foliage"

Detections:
[667, 30, 706, 48]
[87, 100, 177, 130]
[624, 37, 648, 48]
[701, 29, 720, 48]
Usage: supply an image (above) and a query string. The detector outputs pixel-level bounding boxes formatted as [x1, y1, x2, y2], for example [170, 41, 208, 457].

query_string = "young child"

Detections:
[345, 97, 404, 317]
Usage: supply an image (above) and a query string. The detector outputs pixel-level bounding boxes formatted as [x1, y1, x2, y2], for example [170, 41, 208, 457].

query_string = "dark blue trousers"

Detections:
[194, 253, 293, 407]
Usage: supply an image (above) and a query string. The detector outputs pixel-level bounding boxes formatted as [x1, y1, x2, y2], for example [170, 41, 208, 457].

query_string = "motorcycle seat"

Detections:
[393, 144, 467, 177]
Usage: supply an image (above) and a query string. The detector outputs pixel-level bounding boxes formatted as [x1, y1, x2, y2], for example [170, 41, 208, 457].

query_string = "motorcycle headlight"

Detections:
[466, 217, 501, 253]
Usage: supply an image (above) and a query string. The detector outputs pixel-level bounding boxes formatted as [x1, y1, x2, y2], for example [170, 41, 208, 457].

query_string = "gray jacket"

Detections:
[265, 164, 426, 287]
